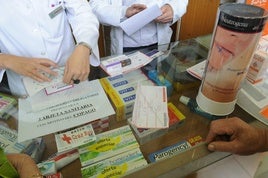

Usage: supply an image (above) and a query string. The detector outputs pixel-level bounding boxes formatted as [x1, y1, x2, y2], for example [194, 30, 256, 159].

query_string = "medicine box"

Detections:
[0, 93, 17, 120]
[247, 50, 268, 84]
[0, 125, 32, 153]
[100, 69, 154, 121]
[81, 147, 147, 178]
[128, 102, 185, 145]
[78, 125, 139, 167]
[54, 123, 96, 153]
[148, 135, 203, 162]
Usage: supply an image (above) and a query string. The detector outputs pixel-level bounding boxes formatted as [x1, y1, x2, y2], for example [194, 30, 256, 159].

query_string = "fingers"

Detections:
[126, 4, 146, 18]
[25, 60, 58, 82]
[7, 153, 41, 178]
[207, 141, 234, 153]
[206, 119, 233, 143]
[207, 140, 251, 155]
[6, 56, 58, 82]
[38, 59, 58, 68]
[131, 4, 146, 10]
[63, 65, 90, 84]
[63, 48, 90, 84]
[29, 71, 51, 83]
[206, 117, 251, 155]
[155, 4, 173, 23]
[62, 62, 80, 84]
[205, 118, 239, 155]
[205, 117, 266, 155]
[36, 66, 58, 81]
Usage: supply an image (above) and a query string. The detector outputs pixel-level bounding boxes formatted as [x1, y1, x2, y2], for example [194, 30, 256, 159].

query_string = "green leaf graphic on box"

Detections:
[89, 137, 121, 152]
[80, 137, 121, 161]
[80, 151, 100, 162]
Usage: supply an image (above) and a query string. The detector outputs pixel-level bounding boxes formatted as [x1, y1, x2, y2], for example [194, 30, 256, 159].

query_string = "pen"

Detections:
[179, 95, 220, 120]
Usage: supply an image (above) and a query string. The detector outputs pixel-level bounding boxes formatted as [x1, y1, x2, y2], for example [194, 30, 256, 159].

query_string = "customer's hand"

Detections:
[206, 117, 268, 155]
[155, 4, 173, 23]
[125, 4, 146, 18]
[7, 153, 42, 178]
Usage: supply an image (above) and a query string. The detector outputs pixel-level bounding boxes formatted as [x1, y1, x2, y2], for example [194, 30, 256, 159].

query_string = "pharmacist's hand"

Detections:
[7, 153, 42, 178]
[1, 55, 58, 82]
[63, 44, 90, 84]
[206, 117, 266, 155]
[125, 4, 146, 18]
[155, 4, 173, 23]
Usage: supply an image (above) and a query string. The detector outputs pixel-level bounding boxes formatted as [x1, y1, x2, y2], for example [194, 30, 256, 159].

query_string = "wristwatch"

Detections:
[76, 42, 92, 55]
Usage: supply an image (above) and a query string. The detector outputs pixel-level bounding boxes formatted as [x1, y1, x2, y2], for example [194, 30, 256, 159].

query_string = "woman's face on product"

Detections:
[214, 26, 257, 58]
[207, 26, 259, 71]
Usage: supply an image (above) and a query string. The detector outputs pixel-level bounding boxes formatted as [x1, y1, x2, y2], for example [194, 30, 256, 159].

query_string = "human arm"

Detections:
[89, 0, 143, 26]
[155, 4, 174, 23]
[0, 54, 57, 82]
[6, 153, 42, 178]
[89, 0, 123, 26]
[206, 117, 268, 155]
[0, 148, 42, 178]
[63, 44, 91, 84]
[156, 0, 188, 24]
[125, 4, 147, 18]
[63, 0, 100, 84]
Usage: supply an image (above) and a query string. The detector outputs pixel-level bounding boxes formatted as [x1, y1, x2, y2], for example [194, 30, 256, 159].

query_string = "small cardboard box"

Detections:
[247, 51, 268, 84]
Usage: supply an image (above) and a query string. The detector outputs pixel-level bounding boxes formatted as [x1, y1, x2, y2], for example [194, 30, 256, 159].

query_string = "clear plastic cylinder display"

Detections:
[196, 3, 268, 116]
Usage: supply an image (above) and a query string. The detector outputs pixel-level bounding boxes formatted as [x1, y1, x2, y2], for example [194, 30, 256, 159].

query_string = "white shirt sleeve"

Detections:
[65, 0, 100, 66]
[89, 0, 124, 26]
[164, 0, 188, 24]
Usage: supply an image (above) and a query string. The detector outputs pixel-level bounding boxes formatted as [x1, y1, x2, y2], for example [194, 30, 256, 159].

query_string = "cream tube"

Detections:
[48, 149, 79, 170]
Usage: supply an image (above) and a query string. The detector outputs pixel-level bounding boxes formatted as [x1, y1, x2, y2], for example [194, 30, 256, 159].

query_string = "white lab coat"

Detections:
[0, 0, 100, 96]
[89, 0, 188, 55]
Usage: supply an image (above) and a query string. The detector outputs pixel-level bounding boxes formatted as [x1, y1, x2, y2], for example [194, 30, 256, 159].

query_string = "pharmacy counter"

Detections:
[5, 36, 267, 178]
